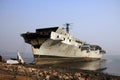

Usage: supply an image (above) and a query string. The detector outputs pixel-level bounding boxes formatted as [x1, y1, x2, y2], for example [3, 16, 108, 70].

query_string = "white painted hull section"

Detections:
[32, 39, 102, 59]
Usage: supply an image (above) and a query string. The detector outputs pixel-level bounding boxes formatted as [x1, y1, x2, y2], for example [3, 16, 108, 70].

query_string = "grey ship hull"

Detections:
[21, 27, 105, 64]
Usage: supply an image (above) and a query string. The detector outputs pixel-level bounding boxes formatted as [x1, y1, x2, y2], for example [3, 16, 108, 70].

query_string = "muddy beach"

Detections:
[0, 62, 120, 80]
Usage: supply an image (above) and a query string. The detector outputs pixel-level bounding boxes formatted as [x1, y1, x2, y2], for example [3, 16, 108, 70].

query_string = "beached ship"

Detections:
[21, 24, 106, 64]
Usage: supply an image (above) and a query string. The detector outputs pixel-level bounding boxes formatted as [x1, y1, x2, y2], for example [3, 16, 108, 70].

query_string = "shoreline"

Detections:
[0, 62, 120, 80]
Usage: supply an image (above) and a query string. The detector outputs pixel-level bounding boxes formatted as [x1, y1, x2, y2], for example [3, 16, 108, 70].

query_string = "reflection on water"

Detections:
[47, 59, 107, 72]
[72, 59, 106, 71]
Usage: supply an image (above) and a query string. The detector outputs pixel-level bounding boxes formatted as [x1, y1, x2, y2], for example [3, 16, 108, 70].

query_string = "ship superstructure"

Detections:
[21, 26, 106, 64]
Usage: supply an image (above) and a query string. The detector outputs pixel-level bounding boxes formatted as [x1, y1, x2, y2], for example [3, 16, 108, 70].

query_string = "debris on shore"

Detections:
[0, 62, 120, 80]
[0, 55, 6, 63]
[6, 51, 25, 65]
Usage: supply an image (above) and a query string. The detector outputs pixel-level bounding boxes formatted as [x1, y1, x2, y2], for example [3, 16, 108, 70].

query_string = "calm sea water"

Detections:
[103, 55, 120, 76]
[1, 52, 120, 76]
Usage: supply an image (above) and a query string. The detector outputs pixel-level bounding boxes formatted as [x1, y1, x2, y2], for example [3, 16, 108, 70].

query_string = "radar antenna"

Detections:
[66, 23, 70, 33]
[65, 23, 71, 33]
[63, 23, 72, 33]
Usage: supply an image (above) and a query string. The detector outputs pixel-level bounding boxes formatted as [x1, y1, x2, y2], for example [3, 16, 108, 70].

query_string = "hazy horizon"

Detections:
[0, 0, 120, 55]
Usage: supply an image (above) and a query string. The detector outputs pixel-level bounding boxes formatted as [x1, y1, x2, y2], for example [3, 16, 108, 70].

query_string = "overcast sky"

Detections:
[0, 0, 120, 56]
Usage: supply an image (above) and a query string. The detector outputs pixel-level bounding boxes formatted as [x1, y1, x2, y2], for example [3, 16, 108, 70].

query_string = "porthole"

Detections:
[57, 35, 59, 38]
[79, 46, 81, 48]
[69, 39, 71, 42]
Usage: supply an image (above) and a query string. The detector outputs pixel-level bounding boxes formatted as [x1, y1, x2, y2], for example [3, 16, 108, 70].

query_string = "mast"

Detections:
[66, 23, 70, 33]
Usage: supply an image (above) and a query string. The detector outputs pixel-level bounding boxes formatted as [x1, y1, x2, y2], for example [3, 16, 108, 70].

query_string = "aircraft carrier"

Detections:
[21, 24, 106, 64]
